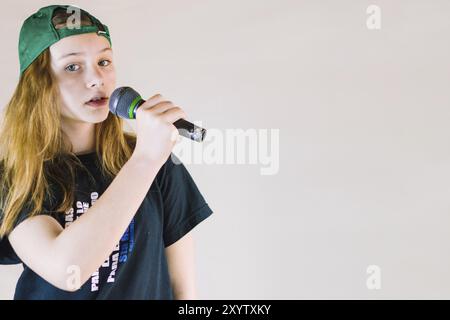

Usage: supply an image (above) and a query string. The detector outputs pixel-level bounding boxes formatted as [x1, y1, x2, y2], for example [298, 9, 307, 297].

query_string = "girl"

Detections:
[0, 5, 213, 299]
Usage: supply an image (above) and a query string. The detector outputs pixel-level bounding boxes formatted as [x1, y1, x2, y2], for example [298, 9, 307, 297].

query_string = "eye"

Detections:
[65, 64, 80, 72]
[99, 60, 111, 67]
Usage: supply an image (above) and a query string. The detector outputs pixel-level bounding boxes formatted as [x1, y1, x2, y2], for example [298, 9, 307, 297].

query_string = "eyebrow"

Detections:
[58, 47, 112, 60]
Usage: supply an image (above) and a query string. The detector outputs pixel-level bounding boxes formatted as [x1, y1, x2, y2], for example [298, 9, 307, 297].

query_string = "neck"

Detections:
[61, 120, 96, 155]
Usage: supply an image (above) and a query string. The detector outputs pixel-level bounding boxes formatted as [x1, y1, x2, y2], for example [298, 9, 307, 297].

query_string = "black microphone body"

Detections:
[109, 87, 207, 142]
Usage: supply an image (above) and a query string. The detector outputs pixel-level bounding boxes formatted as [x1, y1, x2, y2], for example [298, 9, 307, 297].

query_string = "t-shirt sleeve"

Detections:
[158, 153, 214, 248]
[0, 234, 21, 265]
[0, 196, 61, 265]
[0, 203, 33, 265]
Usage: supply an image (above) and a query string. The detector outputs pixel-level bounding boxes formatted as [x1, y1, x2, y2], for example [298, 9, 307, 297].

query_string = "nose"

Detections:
[86, 65, 104, 88]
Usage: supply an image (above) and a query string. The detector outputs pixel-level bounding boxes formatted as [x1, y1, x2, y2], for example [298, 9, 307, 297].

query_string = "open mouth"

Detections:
[86, 97, 108, 107]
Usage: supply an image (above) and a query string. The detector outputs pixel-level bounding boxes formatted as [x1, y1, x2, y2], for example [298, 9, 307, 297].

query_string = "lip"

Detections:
[85, 97, 109, 108]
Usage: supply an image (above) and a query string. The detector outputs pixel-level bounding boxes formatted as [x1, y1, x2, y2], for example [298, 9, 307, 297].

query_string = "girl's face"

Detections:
[49, 33, 116, 126]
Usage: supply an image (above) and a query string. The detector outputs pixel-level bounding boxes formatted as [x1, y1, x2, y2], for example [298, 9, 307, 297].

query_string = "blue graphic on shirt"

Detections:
[119, 218, 135, 263]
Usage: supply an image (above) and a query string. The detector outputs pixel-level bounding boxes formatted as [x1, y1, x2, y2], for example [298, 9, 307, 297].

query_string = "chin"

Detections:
[86, 110, 110, 124]
[95, 111, 110, 123]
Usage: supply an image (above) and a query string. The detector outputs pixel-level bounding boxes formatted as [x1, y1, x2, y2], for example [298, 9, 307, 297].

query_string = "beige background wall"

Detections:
[1, 0, 450, 299]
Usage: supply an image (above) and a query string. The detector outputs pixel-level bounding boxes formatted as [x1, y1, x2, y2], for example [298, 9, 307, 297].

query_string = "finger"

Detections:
[139, 94, 166, 110]
[150, 101, 177, 114]
[160, 107, 187, 124]
[147, 93, 165, 105]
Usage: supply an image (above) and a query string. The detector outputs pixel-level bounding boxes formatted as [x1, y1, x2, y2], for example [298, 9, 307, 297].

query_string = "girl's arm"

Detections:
[165, 231, 198, 299]
[8, 153, 161, 292]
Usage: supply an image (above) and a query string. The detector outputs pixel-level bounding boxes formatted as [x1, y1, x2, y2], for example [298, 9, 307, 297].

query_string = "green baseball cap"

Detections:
[18, 4, 112, 75]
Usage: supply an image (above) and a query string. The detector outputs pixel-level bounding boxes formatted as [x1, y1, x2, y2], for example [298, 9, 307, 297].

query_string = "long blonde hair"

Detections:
[0, 48, 136, 237]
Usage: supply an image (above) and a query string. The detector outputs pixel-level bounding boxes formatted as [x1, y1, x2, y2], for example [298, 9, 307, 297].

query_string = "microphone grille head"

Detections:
[109, 87, 141, 119]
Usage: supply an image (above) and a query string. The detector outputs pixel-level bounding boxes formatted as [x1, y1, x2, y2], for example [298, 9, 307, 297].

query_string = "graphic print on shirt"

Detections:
[64, 191, 135, 292]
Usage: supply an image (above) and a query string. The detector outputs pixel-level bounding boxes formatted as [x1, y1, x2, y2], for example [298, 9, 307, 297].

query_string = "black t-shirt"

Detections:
[0, 152, 213, 299]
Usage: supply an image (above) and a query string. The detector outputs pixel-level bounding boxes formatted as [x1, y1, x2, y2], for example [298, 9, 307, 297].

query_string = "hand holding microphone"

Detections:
[109, 87, 207, 165]
[109, 87, 207, 142]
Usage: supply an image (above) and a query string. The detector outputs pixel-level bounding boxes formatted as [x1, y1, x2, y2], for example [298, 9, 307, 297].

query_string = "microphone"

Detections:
[109, 86, 207, 142]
